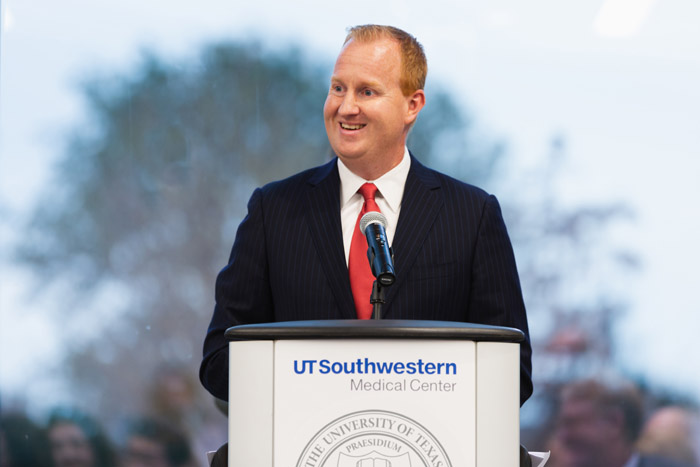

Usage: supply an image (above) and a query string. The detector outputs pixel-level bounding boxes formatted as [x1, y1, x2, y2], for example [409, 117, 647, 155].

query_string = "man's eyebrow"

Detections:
[329, 76, 383, 90]
[363, 80, 383, 89]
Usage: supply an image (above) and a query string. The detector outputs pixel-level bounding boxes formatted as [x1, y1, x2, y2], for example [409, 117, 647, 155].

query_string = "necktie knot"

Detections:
[358, 183, 378, 202]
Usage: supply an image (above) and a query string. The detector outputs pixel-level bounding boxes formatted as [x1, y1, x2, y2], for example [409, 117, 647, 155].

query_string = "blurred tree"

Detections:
[13, 40, 493, 428]
[499, 138, 640, 448]
[421, 132, 641, 447]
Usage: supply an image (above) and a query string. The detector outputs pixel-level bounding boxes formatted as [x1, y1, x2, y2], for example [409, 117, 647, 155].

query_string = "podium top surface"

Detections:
[225, 319, 525, 343]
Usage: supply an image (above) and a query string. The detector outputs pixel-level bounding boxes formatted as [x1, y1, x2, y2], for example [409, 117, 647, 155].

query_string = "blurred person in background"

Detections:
[550, 379, 693, 467]
[47, 407, 117, 467]
[0, 412, 54, 467]
[148, 366, 198, 425]
[121, 417, 195, 467]
[637, 406, 700, 466]
[146, 365, 226, 463]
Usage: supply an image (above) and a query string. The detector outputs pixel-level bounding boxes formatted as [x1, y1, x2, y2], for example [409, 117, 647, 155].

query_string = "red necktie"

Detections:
[349, 183, 381, 319]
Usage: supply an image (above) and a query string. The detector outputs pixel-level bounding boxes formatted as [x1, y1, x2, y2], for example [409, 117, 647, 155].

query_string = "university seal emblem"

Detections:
[296, 410, 451, 467]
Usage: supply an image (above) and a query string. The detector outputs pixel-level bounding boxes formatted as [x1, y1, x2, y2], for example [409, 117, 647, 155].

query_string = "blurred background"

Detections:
[1, 0, 699, 466]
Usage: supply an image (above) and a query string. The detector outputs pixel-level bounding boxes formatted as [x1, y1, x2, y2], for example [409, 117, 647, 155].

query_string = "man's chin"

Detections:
[334, 149, 367, 165]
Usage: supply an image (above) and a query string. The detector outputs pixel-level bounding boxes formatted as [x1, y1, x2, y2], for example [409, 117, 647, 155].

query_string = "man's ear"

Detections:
[405, 89, 426, 125]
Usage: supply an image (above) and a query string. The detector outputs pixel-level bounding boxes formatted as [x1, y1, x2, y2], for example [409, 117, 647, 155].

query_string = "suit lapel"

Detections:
[383, 156, 443, 317]
[305, 159, 357, 319]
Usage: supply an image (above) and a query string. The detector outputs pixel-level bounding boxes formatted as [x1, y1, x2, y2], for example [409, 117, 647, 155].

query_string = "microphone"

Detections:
[359, 211, 395, 286]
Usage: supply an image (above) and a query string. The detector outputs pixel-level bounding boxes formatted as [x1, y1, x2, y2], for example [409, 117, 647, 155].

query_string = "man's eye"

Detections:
[332, 85, 343, 93]
[362, 89, 374, 96]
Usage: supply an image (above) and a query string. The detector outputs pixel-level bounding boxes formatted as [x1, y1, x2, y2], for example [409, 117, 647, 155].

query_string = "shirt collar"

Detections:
[338, 148, 411, 212]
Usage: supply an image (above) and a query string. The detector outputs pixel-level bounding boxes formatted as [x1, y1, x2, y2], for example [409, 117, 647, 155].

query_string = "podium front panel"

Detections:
[476, 342, 520, 466]
[228, 327, 520, 466]
[228, 341, 274, 464]
[275, 339, 476, 467]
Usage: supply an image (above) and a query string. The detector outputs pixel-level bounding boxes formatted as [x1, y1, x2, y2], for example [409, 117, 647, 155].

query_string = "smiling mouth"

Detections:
[340, 123, 366, 130]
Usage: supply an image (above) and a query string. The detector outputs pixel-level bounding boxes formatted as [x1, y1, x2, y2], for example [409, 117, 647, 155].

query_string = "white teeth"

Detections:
[341, 123, 365, 130]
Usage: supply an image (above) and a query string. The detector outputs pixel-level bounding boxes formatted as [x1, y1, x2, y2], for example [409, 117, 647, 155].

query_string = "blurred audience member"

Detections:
[121, 417, 194, 467]
[637, 406, 700, 466]
[148, 366, 198, 425]
[47, 407, 117, 467]
[550, 379, 693, 467]
[146, 365, 226, 464]
[0, 413, 54, 467]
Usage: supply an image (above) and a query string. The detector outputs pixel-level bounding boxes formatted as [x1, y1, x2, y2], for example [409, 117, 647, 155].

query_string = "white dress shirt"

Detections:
[338, 148, 411, 265]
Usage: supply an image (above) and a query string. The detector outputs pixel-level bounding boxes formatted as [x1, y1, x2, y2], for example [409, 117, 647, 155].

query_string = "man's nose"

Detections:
[338, 92, 360, 115]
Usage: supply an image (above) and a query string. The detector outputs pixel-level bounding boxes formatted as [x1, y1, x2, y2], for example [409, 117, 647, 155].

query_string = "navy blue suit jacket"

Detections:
[200, 155, 533, 405]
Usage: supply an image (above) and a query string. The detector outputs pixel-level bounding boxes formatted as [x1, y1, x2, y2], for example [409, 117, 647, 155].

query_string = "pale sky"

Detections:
[2, 0, 699, 410]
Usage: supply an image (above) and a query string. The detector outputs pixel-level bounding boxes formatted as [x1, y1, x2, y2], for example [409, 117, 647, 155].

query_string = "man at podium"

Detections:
[200, 24, 533, 407]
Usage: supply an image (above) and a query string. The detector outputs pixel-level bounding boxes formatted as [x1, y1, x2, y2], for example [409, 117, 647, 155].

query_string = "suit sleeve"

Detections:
[199, 188, 274, 400]
[469, 194, 533, 406]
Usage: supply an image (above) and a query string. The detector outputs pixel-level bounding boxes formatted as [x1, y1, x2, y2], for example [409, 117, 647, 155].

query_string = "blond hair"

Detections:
[344, 24, 427, 96]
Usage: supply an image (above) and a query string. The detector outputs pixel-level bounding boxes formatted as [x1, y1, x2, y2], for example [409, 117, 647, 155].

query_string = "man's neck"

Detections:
[337, 148, 409, 184]
[340, 148, 406, 180]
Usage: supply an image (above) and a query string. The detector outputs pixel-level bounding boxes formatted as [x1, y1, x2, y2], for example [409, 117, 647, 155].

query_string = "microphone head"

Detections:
[360, 211, 387, 233]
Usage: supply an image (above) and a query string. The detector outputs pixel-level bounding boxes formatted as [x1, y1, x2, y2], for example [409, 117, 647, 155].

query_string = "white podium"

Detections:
[226, 320, 523, 467]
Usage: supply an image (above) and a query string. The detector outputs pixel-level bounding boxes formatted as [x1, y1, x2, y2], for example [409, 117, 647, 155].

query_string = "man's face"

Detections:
[554, 399, 619, 467]
[323, 37, 422, 177]
[48, 422, 95, 467]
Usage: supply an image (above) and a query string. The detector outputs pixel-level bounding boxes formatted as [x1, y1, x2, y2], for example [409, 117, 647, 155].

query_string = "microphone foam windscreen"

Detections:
[359, 211, 388, 233]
